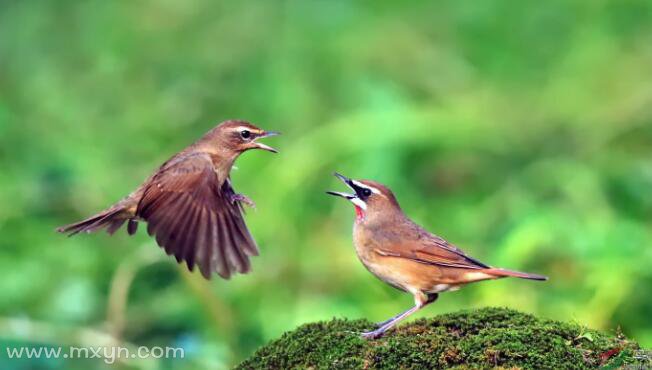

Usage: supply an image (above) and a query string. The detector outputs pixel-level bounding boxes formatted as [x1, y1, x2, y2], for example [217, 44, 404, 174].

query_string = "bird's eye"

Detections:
[362, 188, 372, 197]
[240, 130, 251, 140]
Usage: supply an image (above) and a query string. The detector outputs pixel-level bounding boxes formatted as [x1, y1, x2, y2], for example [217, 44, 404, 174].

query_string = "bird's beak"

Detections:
[254, 131, 281, 153]
[334, 172, 354, 187]
[326, 172, 356, 199]
[325, 191, 355, 199]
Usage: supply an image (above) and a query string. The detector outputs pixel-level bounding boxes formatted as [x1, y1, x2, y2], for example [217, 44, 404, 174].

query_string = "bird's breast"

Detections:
[352, 226, 410, 292]
[209, 154, 235, 184]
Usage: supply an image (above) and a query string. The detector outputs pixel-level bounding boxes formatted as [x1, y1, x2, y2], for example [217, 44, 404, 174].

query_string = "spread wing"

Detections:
[376, 232, 490, 270]
[136, 153, 258, 279]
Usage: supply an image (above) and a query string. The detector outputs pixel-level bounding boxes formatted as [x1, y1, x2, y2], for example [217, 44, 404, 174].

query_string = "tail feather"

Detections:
[482, 268, 548, 281]
[106, 218, 127, 235]
[57, 207, 129, 236]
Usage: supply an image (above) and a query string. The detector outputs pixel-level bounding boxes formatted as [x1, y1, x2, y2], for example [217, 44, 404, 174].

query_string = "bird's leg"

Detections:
[361, 306, 420, 339]
[374, 307, 413, 328]
[362, 293, 438, 340]
[229, 193, 256, 209]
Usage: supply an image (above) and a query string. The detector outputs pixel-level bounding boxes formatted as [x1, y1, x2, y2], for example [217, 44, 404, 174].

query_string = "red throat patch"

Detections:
[354, 206, 365, 222]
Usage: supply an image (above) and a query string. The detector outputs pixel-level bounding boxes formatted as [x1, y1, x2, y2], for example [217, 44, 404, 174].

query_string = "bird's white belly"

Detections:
[426, 284, 461, 294]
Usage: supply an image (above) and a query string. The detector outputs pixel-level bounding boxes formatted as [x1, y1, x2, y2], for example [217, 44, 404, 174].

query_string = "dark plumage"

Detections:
[57, 120, 279, 279]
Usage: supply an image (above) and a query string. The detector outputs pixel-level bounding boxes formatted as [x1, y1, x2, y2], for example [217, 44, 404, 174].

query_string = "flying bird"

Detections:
[58, 120, 279, 279]
[327, 173, 547, 339]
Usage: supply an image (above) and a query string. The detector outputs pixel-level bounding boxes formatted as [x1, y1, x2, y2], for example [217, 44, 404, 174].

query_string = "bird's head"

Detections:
[327, 173, 401, 223]
[206, 120, 280, 155]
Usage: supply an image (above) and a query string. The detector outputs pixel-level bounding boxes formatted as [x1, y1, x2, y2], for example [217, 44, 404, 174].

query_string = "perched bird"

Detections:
[327, 173, 547, 339]
[58, 120, 279, 279]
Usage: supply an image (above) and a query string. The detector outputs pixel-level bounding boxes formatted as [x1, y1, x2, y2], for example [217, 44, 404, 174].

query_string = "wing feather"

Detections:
[209, 211, 228, 278]
[375, 227, 490, 271]
[221, 213, 247, 274]
[188, 207, 207, 271]
[136, 153, 258, 279]
[172, 195, 197, 263]
[226, 211, 251, 273]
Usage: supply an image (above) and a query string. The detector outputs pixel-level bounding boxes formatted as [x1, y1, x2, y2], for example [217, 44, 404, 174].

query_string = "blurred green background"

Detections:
[1, 0, 651, 369]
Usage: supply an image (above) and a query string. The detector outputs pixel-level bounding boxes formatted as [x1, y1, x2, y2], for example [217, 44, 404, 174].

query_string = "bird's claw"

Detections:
[230, 193, 256, 208]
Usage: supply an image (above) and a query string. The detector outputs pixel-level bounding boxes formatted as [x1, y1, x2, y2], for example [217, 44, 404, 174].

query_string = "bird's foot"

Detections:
[361, 328, 387, 340]
[230, 193, 256, 208]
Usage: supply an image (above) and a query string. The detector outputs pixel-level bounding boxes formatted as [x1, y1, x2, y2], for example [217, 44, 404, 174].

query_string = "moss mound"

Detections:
[238, 307, 649, 369]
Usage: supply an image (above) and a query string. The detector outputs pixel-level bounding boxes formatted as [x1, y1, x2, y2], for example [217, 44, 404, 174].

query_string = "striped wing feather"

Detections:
[376, 231, 490, 270]
[137, 153, 258, 279]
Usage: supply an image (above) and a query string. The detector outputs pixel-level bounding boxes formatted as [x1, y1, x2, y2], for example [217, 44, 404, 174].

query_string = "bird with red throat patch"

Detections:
[327, 173, 547, 339]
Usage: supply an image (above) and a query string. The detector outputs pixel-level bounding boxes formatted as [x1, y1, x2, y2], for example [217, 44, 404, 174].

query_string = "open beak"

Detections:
[326, 190, 355, 199]
[254, 131, 280, 153]
[326, 172, 356, 199]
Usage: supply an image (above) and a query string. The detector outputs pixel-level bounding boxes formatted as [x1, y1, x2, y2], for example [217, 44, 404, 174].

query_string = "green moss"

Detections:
[237, 307, 650, 369]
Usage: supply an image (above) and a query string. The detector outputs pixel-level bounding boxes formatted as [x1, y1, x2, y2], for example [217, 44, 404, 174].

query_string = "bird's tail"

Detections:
[481, 268, 548, 281]
[57, 205, 132, 236]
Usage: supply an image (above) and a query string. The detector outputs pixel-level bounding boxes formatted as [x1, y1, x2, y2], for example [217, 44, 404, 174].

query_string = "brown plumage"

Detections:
[327, 173, 547, 339]
[57, 120, 279, 279]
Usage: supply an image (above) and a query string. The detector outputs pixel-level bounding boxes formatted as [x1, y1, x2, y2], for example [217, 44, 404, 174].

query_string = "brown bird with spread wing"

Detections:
[327, 173, 547, 339]
[58, 120, 279, 279]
